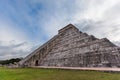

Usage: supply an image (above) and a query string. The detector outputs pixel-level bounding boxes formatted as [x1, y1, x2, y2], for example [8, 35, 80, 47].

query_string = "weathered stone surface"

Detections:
[19, 24, 120, 67]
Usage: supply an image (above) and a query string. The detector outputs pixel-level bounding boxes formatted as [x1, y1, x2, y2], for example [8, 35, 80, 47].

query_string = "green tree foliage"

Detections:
[0, 58, 22, 65]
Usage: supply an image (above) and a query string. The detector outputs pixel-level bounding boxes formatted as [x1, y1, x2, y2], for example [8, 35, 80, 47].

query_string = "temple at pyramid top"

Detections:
[20, 24, 120, 68]
[58, 24, 79, 34]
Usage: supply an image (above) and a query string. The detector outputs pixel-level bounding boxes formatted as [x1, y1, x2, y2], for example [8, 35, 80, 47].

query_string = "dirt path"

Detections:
[32, 66, 120, 72]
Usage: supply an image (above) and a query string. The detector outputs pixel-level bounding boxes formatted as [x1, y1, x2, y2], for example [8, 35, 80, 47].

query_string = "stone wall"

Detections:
[20, 24, 120, 67]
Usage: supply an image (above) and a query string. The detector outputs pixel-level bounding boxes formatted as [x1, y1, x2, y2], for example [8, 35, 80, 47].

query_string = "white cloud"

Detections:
[1, 0, 120, 59]
[0, 20, 28, 42]
[0, 41, 33, 60]
[38, 0, 120, 46]
[0, 15, 34, 60]
[73, 0, 119, 21]
[71, 0, 120, 46]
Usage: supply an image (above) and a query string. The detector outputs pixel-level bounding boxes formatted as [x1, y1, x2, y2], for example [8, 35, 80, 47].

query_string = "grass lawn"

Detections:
[0, 67, 120, 80]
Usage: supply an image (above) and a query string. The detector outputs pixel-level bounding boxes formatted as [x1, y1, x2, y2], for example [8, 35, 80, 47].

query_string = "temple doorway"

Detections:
[35, 60, 39, 66]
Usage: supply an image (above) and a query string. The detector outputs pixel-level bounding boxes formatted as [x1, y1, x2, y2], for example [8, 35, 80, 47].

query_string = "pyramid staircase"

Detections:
[20, 24, 120, 67]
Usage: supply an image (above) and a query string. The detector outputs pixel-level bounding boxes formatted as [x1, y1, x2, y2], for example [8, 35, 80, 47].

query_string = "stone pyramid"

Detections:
[20, 24, 120, 67]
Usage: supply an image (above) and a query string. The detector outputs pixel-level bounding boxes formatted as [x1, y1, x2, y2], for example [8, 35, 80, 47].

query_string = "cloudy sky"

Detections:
[0, 0, 120, 60]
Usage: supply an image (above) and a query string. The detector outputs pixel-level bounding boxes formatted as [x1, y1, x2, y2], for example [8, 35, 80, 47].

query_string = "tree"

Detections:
[0, 58, 23, 65]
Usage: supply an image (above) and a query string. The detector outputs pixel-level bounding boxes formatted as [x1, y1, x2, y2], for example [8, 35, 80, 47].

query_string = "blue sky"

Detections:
[0, 0, 120, 60]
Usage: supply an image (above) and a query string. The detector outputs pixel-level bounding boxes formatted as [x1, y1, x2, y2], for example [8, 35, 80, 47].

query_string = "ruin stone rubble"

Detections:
[19, 24, 120, 67]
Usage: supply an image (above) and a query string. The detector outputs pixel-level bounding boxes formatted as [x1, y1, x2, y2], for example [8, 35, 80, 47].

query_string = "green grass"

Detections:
[0, 67, 120, 80]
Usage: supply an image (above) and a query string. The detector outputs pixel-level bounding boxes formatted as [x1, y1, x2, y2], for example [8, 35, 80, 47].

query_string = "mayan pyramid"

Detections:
[20, 24, 120, 67]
